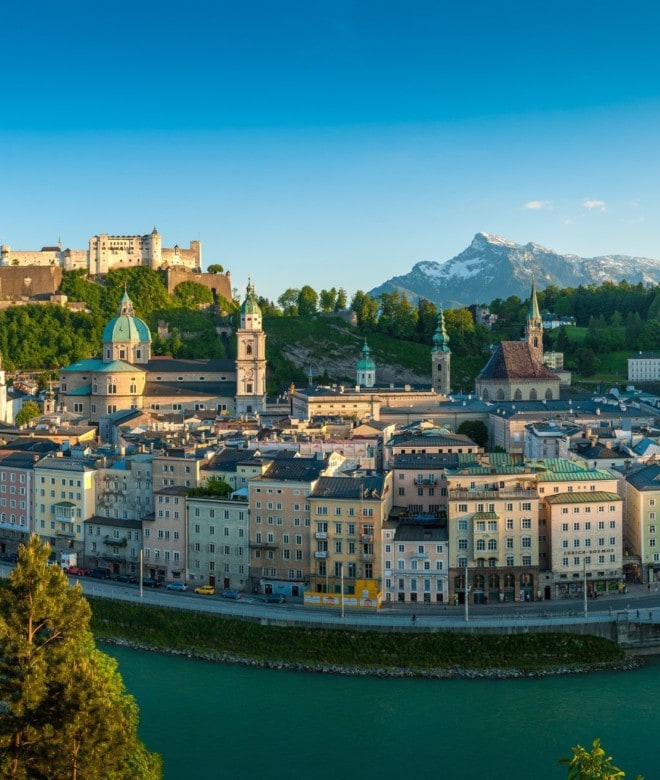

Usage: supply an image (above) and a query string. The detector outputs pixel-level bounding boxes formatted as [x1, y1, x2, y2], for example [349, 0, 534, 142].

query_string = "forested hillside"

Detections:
[1, 270, 657, 393]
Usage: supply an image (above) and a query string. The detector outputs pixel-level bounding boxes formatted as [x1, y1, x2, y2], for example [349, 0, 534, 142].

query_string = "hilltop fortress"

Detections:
[0, 228, 232, 301]
[1, 227, 201, 274]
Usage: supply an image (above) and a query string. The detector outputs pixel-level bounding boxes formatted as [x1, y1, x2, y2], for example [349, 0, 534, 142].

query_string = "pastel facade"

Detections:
[446, 466, 539, 604]
[624, 463, 660, 584]
[307, 473, 392, 600]
[382, 519, 449, 604]
[33, 456, 97, 560]
[187, 494, 249, 590]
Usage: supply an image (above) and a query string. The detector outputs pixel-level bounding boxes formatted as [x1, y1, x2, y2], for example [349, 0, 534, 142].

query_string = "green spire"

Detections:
[432, 305, 450, 353]
[528, 276, 541, 321]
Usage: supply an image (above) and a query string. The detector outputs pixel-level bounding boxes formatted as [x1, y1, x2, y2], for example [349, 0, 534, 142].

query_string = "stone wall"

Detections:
[165, 268, 232, 303]
[0, 266, 63, 298]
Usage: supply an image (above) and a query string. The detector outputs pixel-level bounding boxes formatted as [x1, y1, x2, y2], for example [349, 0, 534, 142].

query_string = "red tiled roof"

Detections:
[478, 342, 558, 381]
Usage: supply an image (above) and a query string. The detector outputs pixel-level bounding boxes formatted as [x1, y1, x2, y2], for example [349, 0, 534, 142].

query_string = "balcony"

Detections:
[315, 531, 328, 540]
[360, 534, 374, 543]
[250, 541, 280, 549]
[450, 488, 534, 500]
[55, 528, 75, 538]
[415, 477, 437, 486]
[360, 552, 374, 562]
[314, 551, 328, 559]
[103, 536, 127, 547]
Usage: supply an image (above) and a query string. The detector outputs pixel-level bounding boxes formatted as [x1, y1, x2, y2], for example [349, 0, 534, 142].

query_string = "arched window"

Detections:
[496, 389, 505, 401]
[529, 389, 538, 400]
[476, 539, 485, 551]
[482, 389, 490, 401]
[488, 538, 497, 550]
[246, 343, 253, 355]
[514, 389, 522, 401]
[545, 388, 553, 400]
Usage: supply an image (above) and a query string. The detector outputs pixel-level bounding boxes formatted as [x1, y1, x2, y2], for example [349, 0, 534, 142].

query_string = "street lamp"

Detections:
[464, 558, 470, 623]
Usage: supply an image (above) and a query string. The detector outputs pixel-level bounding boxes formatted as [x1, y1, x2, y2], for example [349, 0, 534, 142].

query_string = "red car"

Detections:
[65, 566, 90, 576]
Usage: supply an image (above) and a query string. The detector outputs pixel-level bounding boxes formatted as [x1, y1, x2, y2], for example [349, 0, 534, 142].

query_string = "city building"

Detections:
[306, 473, 392, 607]
[445, 460, 539, 604]
[628, 352, 660, 383]
[187, 492, 250, 590]
[33, 455, 97, 561]
[248, 455, 332, 597]
[535, 460, 623, 598]
[382, 513, 449, 604]
[624, 463, 660, 585]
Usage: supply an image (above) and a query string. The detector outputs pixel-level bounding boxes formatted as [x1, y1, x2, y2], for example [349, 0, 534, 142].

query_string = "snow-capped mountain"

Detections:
[368, 233, 660, 308]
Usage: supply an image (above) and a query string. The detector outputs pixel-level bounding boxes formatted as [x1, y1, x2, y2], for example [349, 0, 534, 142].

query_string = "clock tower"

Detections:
[235, 279, 267, 416]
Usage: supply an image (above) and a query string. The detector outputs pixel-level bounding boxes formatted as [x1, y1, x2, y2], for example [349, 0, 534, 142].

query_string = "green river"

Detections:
[109, 646, 660, 780]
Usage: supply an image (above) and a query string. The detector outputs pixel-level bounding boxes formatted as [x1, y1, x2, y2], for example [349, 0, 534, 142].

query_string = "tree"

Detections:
[173, 281, 214, 307]
[561, 738, 643, 779]
[277, 288, 300, 316]
[187, 476, 233, 498]
[0, 536, 162, 779]
[14, 400, 41, 428]
[351, 290, 379, 331]
[207, 264, 224, 274]
[335, 288, 348, 311]
[577, 347, 597, 377]
[457, 420, 488, 448]
[319, 288, 337, 313]
[297, 285, 319, 316]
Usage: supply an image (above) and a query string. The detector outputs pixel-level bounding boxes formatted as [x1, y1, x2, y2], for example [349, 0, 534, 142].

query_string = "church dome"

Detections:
[240, 279, 262, 317]
[356, 341, 376, 372]
[102, 290, 151, 344]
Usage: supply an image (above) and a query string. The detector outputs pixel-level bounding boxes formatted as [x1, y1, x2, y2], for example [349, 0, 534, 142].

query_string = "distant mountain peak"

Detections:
[368, 234, 660, 308]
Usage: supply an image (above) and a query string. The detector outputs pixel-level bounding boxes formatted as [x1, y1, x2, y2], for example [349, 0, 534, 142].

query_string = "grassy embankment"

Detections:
[89, 598, 626, 673]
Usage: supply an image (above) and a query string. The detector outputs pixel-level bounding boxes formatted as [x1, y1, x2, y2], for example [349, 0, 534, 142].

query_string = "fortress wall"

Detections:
[165, 268, 232, 302]
[0, 266, 63, 297]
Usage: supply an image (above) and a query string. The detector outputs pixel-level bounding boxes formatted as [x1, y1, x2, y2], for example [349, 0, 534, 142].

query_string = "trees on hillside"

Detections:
[0, 536, 162, 779]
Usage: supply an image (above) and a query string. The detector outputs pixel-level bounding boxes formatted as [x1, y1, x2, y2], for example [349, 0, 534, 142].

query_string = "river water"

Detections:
[109, 646, 660, 780]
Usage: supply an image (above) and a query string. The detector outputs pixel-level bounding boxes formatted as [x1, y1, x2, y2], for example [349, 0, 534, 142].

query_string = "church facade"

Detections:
[475, 279, 560, 402]
[59, 284, 266, 422]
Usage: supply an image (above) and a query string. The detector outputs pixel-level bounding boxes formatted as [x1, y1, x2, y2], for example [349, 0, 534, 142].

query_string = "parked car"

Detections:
[65, 566, 90, 576]
[88, 568, 113, 580]
[115, 574, 138, 584]
[260, 594, 285, 604]
[166, 582, 188, 591]
[220, 589, 241, 600]
[194, 584, 215, 595]
[142, 578, 162, 588]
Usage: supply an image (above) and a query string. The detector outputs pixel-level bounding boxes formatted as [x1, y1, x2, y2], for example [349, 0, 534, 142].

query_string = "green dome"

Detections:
[102, 291, 151, 344]
[241, 279, 261, 317]
[356, 341, 376, 371]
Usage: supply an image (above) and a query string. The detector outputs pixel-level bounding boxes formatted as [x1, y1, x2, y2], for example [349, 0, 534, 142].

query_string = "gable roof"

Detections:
[478, 341, 558, 381]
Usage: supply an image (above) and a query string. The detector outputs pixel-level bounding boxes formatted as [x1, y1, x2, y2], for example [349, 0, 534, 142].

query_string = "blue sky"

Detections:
[2, 0, 660, 302]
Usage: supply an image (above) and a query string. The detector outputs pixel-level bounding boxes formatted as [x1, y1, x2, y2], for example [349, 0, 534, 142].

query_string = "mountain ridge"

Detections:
[368, 233, 660, 308]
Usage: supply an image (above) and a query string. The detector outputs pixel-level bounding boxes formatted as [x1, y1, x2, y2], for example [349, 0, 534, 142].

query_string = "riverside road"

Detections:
[4, 563, 657, 632]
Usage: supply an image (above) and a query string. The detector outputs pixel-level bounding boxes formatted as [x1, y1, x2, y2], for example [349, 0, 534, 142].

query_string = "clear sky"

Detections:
[2, 0, 660, 302]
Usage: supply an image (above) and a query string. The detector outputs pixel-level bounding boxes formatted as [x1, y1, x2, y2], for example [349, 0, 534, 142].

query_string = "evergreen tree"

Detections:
[0, 537, 162, 780]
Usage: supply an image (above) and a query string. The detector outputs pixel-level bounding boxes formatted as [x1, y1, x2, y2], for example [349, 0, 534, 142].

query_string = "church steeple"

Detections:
[432, 305, 451, 396]
[526, 276, 543, 364]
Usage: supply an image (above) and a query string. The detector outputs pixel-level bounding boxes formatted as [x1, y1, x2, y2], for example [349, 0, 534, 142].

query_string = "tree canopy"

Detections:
[0, 536, 162, 779]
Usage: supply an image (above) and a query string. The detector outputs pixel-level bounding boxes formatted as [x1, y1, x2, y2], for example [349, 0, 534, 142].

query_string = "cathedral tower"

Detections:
[235, 279, 267, 416]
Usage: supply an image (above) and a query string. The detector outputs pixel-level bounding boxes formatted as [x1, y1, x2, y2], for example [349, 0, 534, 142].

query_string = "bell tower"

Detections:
[525, 277, 543, 364]
[235, 279, 267, 416]
[431, 305, 451, 396]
